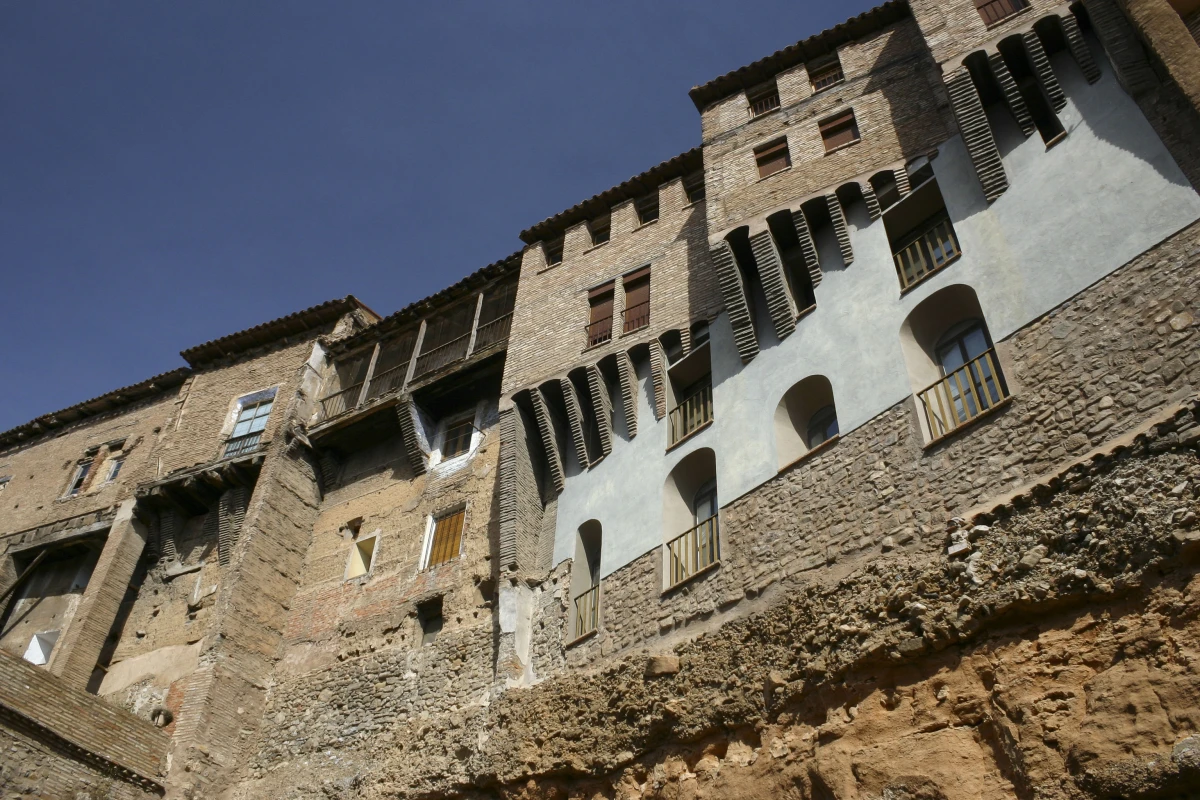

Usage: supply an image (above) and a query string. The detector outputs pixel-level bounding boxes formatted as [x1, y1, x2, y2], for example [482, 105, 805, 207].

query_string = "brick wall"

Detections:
[909, 0, 1070, 67]
[700, 16, 951, 237]
[503, 178, 720, 396]
[542, 218, 1200, 668]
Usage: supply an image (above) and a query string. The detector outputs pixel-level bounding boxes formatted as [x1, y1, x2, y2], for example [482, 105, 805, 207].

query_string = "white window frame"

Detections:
[222, 386, 280, 438]
[427, 401, 486, 470]
[418, 506, 466, 572]
[103, 457, 124, 485]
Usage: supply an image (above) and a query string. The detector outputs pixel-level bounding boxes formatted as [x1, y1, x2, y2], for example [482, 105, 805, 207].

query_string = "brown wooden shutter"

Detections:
[428, 509, 465, 568]
[755, 139, 790, 178]
[622, 270, 650, 333]
[820, 111, 859, 152]
[587, 283, 615, 346]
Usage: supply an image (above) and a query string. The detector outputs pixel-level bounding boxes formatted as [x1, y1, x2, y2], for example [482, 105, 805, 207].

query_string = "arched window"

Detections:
[663, 448, 720, 589]
[571, 520, 602, 640]
[900, 286, 1010, 442]
[774, 376, 839, 469]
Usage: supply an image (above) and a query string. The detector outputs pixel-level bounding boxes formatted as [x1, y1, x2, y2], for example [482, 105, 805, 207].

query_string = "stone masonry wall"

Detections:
[0, 392, 176, 538]
[700, 16, 951, 237]
[545, 217, 1200, 671]
[503, 178, 720, 396]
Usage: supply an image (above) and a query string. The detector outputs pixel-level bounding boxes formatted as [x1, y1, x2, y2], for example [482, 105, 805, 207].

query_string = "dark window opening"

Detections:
[809, 58, 844, 92]
[996, 35, 1065, 145]
[806, 405, 839, 447]
[622, 267, 650, 334]
[589, 215, 610, 246]
[683, 172, 706, 204]
[441, 417, 475, 460]
[635, 194, 659, 225]
[870, 171, 902, 212]
[884, 178, 961, 291]
[726, 228, 762, 333]
[819, 110, 860, 153]
[68, 462, 91, 496]
[975, 0, 1029, 27]
[586, 283, 615, 347]
[767, 210, 816, 312]
[754, 138, 791, 179]
[418, 597, 444, 646]
[747, 82, 781, 117]
[690, 320, 710, 348]
[544, 237, 564, 266]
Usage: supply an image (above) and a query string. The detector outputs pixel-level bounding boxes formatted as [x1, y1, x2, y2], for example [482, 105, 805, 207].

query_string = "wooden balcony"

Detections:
[894, 215, 961, 291]
[668, 381, 713, 447]
[918, 348, 1008, 440]
[666, 514, 719, 589]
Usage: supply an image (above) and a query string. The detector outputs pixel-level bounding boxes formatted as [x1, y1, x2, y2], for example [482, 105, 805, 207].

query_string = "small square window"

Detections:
[755, 138, 791, 179]
[425, 509, 465, 569]
[975, 0, 1028, 26]
[635, 194, 659, 225]
[441, 417, 475, 460]
[418, 597, 443, 646]
[683, 172, 706, 204]
[819, 110, 860, 153]
[746, 83, 780, 118]
[589, 215, 610, 246]
[544, 237, 564, 266]
[809, 59, 844, 93]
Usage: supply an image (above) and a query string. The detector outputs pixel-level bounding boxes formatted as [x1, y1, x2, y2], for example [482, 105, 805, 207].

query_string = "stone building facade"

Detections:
[2, 1, 1200, 798]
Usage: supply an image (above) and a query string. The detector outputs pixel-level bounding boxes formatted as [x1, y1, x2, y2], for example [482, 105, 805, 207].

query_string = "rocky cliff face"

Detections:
[228, 403, 1200, 799]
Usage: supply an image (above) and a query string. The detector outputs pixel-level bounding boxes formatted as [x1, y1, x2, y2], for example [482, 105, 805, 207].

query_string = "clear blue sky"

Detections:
[1, 1, 877, 431]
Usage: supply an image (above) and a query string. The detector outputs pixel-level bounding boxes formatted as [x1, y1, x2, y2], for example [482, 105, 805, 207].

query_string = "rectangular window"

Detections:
[544, 237, 564, 266]
[104, 459, 124, 483]
[755, 138, 791, 178]
[346, 535, 377, 579]
[809, 59, 844, 93]
[683, 172, 706, 204]
[635, 194, 659, 225]
[819, 110, 860, 153]
[622, 267, 650, 334]
[425, 509, 465, 569]
[0, 476, 10, 493]
[746, 83, 780, 118]
[589, 215, 610, 246]
[441, 417, 475, 460]
[418, 597, 443, 645]
[225, 394, 274, 458]
[67, 461, 91, 496]
[975, 0, 1028, 26]
[586, 283, 615, 347]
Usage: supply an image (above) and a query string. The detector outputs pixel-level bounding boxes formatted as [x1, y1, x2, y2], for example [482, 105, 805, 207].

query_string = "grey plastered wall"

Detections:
[550, 43, 1200, 583]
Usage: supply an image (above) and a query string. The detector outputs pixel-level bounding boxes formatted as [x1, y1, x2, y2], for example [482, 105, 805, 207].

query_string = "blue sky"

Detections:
[0, 1, 877, 430]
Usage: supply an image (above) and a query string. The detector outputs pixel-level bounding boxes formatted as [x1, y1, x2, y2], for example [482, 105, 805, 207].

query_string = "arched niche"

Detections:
[662, 447, 718, 541]
[570, 520, 603, 639]
[774, 375, 839, 469]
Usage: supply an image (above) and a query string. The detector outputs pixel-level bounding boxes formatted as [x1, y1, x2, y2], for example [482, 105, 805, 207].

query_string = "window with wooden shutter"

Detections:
[975, 0, 1028, 26]
[586, 282, 615, 347]
[819, 110, 860, 153]
[441, 416, 475, 460]
[622, 267, 650, 334]
[426, 509, 464, 569]
[754, 138, 791, 179]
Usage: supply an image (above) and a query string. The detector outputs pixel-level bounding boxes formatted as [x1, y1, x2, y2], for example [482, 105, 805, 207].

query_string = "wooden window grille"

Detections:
[755, 138, 791, 179]
[666, 514, 720, 588]
[809, 60, 844, 92]
[668, 378, 714, 446]
[474, 283, 517, 353]
[544, 237, 564, 266]
[919, 347, 1008, 439]
[426, 510, 465, 569]
[586, 283, 615, 347]
[975, 0, 1028, 26]
[747, 84, 780, 118]
[589, 215, 610, 246]
[893, 214, 961, 290]
[819, 110, 860, 153]
[683, 172, 705, 204]
[621, 267, 650, 334]
[635, 194, 659, 225]
[441, 417, 475, 460]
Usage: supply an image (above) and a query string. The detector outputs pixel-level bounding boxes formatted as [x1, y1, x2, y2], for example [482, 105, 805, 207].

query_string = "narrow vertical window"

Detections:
[635, 193, 659, 225]
[819, 110, 860, 153]
[67, 461, 91, 496]
[622, 267, 651, 334]
[225, 390, 276, 458]
[683, 172, 706, 204]
[544, 237, 564, 266]
[589, 215, 610, 246]
[586, 282, 615, 348]
[418, 597, 444, 645]
[425, 509, 465, 569]
[440, 415, 475, 460]
[755, 138, 791, 178]
[105, 458, 124, 483]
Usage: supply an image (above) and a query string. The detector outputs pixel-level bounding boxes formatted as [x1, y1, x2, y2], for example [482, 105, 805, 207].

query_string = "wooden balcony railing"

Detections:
[918, 348, 1008, 440]
[668, 381, 713, 446]
[223, 431, 263, 459]
[585, 319, 613, 348]
[622, 300, 650, 334]
[573, 584, 600, 639]
[317, 382, 362, 422]
[473, 312, 512, 353]
[364, 363, 407, 402]
[976, 0, 1027, 26]
[666, 514, 720, 589]
[412, 333, 470, 379]
[748, 91, 780, 118]
[894, 216, 961, 291]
